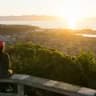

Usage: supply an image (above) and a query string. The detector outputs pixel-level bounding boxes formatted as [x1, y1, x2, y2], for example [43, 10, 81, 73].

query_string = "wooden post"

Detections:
[17, 84, 24, 96]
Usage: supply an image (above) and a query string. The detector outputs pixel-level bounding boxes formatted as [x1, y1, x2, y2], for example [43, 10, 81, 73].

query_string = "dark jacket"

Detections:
[0, 52, 10, 78]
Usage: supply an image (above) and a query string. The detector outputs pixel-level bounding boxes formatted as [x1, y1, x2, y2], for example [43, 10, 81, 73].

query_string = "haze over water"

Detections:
[0, 19, 96, 29]
[0, 20, 68, 29]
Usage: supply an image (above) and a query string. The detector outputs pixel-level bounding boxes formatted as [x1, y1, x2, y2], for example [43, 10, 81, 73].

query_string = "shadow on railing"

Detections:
[0, 74, 96, 96]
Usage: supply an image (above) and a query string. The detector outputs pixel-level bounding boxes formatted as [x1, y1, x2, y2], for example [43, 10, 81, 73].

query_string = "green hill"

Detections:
[7, 43, 96, 89]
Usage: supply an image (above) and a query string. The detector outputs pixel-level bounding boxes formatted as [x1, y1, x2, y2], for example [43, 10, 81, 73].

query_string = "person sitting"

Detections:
[0, 40, 11, 78]
[0, 40, 13, 92]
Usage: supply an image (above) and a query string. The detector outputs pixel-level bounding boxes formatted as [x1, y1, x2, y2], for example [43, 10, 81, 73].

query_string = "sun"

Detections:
[68, 19, 76, 29]
[58, 0, 83, 29]
[66, 16, 79, 29]
[58, 13, 81, 29]
[60, 15, 80, 29]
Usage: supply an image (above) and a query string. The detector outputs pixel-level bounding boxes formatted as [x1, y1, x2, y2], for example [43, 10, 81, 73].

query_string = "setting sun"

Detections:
[65, 16, 78, 29]
[60, 14, 81, 29]
[58, 0, 85, 29]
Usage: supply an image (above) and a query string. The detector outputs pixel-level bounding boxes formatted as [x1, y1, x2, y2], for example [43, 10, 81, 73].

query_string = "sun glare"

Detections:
[68, 19, 76, 29]
[60, 14, 81, 29]
[58, 0, 83, 29]
[66, 16, 79, 29]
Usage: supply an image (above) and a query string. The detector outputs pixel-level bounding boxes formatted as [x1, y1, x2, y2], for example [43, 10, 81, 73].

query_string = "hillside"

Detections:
[7, 43, 96, 89]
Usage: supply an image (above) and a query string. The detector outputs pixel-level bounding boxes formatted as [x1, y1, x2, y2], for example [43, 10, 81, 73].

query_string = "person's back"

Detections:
[0, 41, 13, 92]
[0, 41, 10, 78]
[0, 52, 9, 78]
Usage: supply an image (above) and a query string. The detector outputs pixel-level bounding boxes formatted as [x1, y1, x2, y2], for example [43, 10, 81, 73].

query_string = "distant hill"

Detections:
[0, 15, 60, 21]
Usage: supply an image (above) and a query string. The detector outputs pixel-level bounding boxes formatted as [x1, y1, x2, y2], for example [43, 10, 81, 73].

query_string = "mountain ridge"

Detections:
[0, 15, 60, 21]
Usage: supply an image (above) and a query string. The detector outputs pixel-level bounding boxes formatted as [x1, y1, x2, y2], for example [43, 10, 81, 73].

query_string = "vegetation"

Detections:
[30, 30, 96, 55]
[0, 24, 40, 34]
[7, 43, 96, 89]
[0, 25, 96, 95]
[1, 24, 96, 90]
[0, 24, 96, 55]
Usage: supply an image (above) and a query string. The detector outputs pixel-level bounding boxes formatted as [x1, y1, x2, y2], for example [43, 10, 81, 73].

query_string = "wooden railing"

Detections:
[0, 74, 96, 96]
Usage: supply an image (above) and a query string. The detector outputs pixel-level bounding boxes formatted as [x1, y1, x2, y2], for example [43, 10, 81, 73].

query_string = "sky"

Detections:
[0, 0, 96, 29]
[0, 0, 96, 18]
